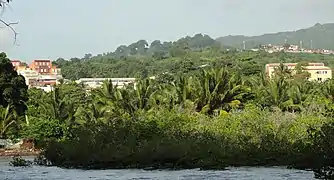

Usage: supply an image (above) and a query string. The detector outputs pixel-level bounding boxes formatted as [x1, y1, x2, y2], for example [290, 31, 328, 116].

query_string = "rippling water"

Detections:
[0, 157, 316, 180]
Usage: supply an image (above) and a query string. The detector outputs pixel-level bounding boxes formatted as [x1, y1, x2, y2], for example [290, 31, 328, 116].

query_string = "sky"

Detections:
[0, 0, 333, 62]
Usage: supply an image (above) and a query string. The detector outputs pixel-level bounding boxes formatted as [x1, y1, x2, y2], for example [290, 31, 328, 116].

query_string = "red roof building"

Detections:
[11, 60, 21, 68]
[29, 60, 53, 74]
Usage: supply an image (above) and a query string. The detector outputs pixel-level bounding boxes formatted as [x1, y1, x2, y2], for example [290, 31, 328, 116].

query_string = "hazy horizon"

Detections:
[0, 0, 333, 62]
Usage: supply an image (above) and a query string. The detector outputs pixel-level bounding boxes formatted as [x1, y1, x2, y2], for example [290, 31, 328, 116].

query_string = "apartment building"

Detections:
[265, 63, 332, 82]
[29, 60, 53, 74]
[11, 59, 63, 87]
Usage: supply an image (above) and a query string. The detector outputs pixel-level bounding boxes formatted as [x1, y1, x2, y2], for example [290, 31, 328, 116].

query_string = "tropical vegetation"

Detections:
[2, 0, 334, 179]
[1, 42, 334, 179]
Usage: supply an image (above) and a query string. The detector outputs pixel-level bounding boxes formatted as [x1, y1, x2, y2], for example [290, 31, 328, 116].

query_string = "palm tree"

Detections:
[287, 80, 316, 112]
[247, 73, 267, 105]
[39, 86, 74, 121]
[263, 76, 291, 110]
[195, 67, 251, 115]
[130, 78, 160, 111]
[92, 80, 121, 114]
[273, 63, 292, 79]
[92, 79, 159, 118]
[147, 82, 176, 110]
[173, 76, 196, 108]
[36, 86, 78, 138]
[321, 79, 334, 102]
[74, 103, 107, 124]
[0, 105, 17, 139]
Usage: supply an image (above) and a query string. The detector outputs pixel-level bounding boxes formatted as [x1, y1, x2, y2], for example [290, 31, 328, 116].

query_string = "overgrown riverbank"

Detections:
[35, 107, 332, 172]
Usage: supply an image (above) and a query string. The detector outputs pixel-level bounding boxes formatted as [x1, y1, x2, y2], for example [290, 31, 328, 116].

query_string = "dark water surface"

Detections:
[0, 157, 316, 180]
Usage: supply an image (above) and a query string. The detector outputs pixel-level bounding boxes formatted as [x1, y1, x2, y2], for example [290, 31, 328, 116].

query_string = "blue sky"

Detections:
[0, 0, 333, 62]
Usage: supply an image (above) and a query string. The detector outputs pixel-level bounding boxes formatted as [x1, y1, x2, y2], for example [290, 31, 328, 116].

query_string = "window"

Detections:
[324, 71, 328, 74]
[318, 78, 322, 81]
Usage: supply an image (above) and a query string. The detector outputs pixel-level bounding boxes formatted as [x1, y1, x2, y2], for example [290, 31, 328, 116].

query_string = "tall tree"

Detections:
[0, 53, 28, 115]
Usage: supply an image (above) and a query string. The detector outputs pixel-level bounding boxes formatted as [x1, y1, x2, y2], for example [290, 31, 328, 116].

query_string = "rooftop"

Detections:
[266, 63, 325, 67]
[32, 59, 52, 62]
[305, 66, 331, 70]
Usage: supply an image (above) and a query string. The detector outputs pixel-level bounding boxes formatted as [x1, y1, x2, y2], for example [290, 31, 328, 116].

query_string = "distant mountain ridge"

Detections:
[216, 23, 334, 50]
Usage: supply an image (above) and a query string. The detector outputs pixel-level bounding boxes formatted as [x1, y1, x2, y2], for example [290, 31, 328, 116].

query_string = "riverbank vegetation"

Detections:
[1, 46, 334, 178]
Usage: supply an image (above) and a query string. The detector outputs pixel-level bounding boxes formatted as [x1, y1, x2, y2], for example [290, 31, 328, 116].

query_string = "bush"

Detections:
[21, 117, 64, 148]
[38, 107, 329, 170]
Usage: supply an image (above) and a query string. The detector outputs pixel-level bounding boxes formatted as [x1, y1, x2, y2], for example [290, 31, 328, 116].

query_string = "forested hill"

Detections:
[216, 23, 334, 50]
[89, 34, 221, 60]
[54, 31, 334, 81]
[54, 34, 224, 80]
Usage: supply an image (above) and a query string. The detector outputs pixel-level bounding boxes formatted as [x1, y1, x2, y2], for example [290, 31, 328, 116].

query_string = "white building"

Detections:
[75, 78, 136, 89]
[265, 62, 332, 82]
[17, 69, 63, 88]
[17, 69, 39, 87]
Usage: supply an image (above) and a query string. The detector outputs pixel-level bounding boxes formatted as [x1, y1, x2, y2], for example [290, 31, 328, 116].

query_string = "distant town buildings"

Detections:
[11, 59, 63, 88]
[265, 62, 332, 82]
[11, 60, 142, 92]
[256, 44, 334, 55]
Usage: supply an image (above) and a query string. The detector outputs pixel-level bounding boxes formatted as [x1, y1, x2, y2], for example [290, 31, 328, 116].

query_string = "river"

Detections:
[0, 157, 316, 180]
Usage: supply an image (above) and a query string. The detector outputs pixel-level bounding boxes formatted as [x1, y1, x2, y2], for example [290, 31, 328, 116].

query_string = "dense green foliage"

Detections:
[0, 53, 28, 139]
[22, 65, 333, 179]
[3, 0, 334, 178]
[0, 53, 28, 115]
[2, 47, 334, 178]
[26, 53, 334, 178]
[216, 23, 334, 50]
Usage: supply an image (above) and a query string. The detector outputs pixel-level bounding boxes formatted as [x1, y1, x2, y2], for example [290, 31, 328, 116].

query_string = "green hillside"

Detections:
[216, 23, 334, 50]
[53, 25, 334, 80]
